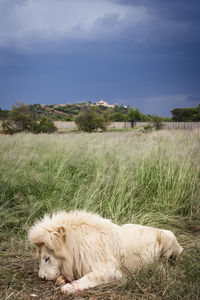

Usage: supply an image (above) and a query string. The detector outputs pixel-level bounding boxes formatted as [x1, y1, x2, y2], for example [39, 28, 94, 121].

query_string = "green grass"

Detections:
[0, 130, 200, 299]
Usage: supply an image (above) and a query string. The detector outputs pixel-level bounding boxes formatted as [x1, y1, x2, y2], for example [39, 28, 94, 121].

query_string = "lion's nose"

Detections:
[38, 271, 46, 280]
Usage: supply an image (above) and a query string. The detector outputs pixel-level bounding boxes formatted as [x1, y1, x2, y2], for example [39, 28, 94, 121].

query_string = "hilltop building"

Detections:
[96, 100, 115, 108]
[54, 104, 67, 108]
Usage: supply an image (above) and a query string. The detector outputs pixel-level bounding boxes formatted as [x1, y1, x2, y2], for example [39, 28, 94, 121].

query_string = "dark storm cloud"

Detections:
[117, 0, 200, 42]
[0, 0, 200, 116]
[2, 0, 199, 52]
[0, 0, 148, 51]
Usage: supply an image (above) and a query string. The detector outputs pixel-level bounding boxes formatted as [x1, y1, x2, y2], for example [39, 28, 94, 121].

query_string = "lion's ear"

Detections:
[43, 226, 66, 251]
[57, 226, 66, 237]
[57, 226, 66, 243]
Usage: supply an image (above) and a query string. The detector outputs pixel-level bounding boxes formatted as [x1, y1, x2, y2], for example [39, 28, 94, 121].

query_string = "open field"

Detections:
[0, 130, 200, 299]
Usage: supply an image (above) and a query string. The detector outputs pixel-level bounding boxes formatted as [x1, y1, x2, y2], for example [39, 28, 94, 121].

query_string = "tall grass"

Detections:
[0, 130, 199, 238]
[0, 130, 200, 299]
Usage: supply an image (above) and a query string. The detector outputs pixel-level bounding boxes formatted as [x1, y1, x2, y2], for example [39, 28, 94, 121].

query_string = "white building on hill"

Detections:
[96, 100, 115, 108]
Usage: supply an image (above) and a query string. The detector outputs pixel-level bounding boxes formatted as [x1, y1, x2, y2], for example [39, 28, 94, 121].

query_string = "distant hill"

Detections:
[0, 102, 130, 121]
[44, 103, 86, 119]
[0, 102, 172, 122]
[0, 104, 74, 121]
[24, 103, 79, 121]
[0, 102, 128, 121]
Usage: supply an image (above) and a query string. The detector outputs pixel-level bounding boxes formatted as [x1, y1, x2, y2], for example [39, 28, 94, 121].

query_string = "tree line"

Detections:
[0, 103, 199, 133]
[171, 105, 200, 121]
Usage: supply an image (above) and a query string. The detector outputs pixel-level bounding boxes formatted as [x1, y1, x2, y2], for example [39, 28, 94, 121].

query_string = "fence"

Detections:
[54, 121, 200, 130]
[54, 121, 77, 129]
[1, 121, 200, 131]
[160, 122, 200, 130]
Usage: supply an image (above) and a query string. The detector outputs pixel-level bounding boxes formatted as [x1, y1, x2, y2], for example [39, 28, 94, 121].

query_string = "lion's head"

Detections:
[28, 213, 67, 280]
[37, 245, 62, 280]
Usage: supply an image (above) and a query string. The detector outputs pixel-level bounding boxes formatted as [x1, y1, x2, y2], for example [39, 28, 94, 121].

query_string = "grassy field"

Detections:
[0, 130, 200, 299]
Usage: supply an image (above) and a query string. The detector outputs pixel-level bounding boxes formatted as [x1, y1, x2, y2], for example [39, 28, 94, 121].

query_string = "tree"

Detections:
[0, 107, 9, 120]
[3, 103, 34, 133]
[127, 107, 144, 128]
[134, 108, 143, 121]
[105, 112, 127, 122]
[113, 105, 129, 114]
[75, 106, 107, 132]
[127, 108, 135, 128]
[2, 103, 57, 134]
[171, 105, 200, 121]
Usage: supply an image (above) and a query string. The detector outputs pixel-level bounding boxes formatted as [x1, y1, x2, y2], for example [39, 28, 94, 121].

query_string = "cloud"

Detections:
[0, 0, 199, 53]
[0, 0, 149, 52]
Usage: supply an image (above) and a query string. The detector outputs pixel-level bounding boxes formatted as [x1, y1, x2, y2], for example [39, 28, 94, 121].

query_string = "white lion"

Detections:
[28, 211, 183, 294]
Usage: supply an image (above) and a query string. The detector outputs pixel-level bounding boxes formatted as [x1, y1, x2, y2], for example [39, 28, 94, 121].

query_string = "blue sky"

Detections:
[0, 0, 200, 116]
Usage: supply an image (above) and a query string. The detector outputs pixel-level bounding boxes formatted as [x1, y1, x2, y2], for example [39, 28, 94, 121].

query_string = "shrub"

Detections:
[2, 120, 16, 134]
[37, 117, 57, 133]
[2, 103, 57, 134]
[152, 115, 164, 130]
[143, 124, 153, 133]
[75, 106, 107, 132]
[2, 115, 34, 134]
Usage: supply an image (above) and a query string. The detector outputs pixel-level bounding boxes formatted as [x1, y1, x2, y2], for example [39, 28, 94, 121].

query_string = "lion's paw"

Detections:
[56, 275, 67, 286]
[61, 282, 81, 294]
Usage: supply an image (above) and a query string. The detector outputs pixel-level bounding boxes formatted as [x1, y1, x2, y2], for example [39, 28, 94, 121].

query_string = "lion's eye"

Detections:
[45, 257, 50, 263]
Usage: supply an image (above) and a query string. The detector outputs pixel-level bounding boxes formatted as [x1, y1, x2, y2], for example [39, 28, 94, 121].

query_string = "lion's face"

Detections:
[37, 245, 62, 281]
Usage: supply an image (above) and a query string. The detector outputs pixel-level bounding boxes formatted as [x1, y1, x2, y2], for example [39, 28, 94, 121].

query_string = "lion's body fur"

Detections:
[28, 210, 183, 294]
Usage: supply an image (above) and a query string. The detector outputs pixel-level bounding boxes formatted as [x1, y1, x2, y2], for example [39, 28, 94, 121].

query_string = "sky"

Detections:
[0, 0, 200, 116]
